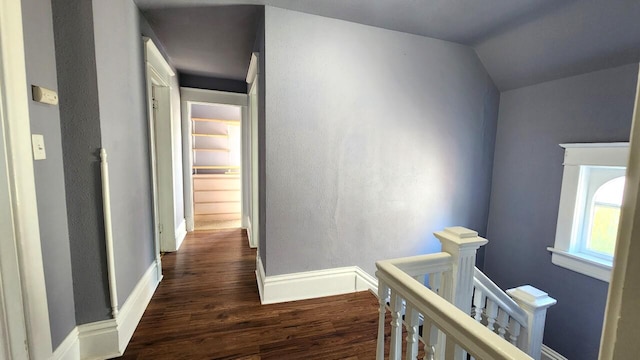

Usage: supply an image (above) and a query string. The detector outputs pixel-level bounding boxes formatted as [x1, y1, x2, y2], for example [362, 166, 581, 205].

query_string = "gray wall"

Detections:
[51, 0, 163, 324]
[51, 0, 111, 324]
[21, 0, 76, 348]
[485, 63, 638, 359]
[255, 9, 267, 269]
[92, 0, 156, 305]
[263, 7, 499, 276]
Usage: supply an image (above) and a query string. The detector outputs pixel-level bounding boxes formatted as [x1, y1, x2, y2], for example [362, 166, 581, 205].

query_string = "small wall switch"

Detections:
[32, 85, 58, 105]
[31, 134, 46, 160]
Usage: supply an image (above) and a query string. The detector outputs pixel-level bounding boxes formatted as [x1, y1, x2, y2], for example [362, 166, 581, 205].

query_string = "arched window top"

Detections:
[593, 176, 625, 207]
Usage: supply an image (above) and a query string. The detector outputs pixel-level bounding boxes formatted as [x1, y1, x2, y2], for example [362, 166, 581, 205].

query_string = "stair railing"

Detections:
[472, 268, 556, 359]
[375, 226, 556, 360]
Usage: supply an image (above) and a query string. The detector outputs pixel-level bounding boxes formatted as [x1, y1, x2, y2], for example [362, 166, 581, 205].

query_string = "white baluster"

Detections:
[376, 281, 389, 360]
[497, 309, 509, 339]
[444, 336, 456, 360]
[405, 304, 420, 360]
[472, 287, 485, 323]
[390, 291, 403, 360]
[485, 299, 498, 332]
[428, 272, 441, 294]
[422, 320, 438, 360]
[508, 318, 521, 346]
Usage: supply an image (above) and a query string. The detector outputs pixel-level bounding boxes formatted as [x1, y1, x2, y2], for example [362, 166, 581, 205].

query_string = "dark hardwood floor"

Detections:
[118, 229, 383, 359]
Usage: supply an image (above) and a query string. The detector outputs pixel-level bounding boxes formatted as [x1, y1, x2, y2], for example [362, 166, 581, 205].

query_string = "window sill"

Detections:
[547, 247, 612, 282]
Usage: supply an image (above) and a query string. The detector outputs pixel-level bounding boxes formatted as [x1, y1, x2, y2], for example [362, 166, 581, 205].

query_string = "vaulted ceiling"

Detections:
[137, 0, 640, 91]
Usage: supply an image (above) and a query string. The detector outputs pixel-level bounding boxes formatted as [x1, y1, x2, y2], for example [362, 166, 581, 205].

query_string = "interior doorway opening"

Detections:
[190, 102, 242, 230]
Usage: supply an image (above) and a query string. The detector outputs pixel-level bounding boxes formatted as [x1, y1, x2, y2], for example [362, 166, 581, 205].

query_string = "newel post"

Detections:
[507, 285, 557, 359]
[434, 226, 488, 314]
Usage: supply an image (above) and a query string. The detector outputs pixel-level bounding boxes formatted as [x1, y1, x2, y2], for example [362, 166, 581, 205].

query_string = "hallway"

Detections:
[119, 229, 381, 359]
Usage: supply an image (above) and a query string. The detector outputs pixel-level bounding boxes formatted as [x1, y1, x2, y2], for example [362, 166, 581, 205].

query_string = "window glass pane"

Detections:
[586, 176, 625, 256]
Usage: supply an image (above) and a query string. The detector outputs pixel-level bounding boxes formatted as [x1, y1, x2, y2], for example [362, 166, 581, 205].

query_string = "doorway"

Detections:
[190, 103, 242, 230]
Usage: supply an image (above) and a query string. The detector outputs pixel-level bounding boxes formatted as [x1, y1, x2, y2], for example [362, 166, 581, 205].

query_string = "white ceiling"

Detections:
[137, 0, 640, 90]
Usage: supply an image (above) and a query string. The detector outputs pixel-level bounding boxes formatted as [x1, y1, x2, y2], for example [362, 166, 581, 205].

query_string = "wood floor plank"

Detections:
[118, 229, 383, 359]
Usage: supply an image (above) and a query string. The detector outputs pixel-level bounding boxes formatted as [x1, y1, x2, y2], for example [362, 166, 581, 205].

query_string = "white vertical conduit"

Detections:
[100, 148, 119, 318]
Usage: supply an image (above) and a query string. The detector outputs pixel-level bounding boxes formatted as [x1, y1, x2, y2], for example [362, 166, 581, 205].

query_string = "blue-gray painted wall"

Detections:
[50, 0, 164, 327]
[92, 0, 156, 305]
[263, 7, 499, 276]
[21, 0, 76, 348]
[485, 63, 638, 359]
[255, 8, 267, 269]
[51, 0, 111, 325]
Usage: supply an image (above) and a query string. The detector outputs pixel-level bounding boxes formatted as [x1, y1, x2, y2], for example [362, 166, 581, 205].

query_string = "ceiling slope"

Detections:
[137, 0, 640, 90]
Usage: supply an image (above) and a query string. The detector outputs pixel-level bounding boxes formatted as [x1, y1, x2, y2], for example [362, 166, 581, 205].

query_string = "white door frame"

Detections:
[600, 65, 640, 359]
[180, 87, 248, 232]
[0, 0, 53, 358]
[144, 37, 177, 269]
[246, 53, 259, 249]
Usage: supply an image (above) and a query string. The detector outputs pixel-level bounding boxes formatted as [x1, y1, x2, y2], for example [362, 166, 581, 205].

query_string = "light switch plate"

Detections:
[31, 134, 46, 160]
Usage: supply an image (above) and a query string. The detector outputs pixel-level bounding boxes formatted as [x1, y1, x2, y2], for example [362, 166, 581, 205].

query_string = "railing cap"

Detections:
[507, 285, 557, 309]
[434, 226, 488, 249]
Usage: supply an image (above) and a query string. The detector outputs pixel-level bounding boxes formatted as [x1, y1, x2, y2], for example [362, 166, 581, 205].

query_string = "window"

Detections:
[548, 143, 629, 282]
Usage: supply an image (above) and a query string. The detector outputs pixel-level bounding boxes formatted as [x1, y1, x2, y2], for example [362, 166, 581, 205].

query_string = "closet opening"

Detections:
[190, 103, 242, 230]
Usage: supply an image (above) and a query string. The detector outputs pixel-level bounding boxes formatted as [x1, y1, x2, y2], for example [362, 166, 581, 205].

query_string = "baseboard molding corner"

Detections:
[257, 264, 377, 305]
[77, 260, 161, 359]
[51, 327, 80, 360]
[77, 319, 119, 360]
[255, 255, 266, 303]
[175, 218, 187, 250]
[541, 344, 568, 360]
[354, 266, 378, 294]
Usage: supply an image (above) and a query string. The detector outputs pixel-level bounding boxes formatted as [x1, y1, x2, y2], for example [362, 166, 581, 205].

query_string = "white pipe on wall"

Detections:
[100, 148, 119, 318]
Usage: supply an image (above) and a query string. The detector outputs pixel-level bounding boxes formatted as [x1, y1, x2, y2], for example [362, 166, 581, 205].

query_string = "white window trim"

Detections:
[548, 142, 629, 282]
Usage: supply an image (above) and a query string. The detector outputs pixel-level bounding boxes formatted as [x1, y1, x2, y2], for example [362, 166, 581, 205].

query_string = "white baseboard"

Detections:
[255, 256, 378, 304]
[70, 260, 161, 359]
[77, 320, 119, 360]
[541, 344, 567, 360]
[186, 214, 194, 232]
[175, 218, 187, 250]
[51, 327, 80, 360]
[256, 255, 266, 302]
[246, 217, 256, 248]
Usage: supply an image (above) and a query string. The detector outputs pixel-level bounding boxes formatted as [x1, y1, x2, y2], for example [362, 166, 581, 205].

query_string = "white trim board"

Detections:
[0, 0, 53, 357]
[53, 260, 161, 360]
[180, 87, 250, 234]
[255, 256, 378, 305]
[175, 218, 187, 251]
[180, 87, 248, 107]
[245, 216, 256, 249]
[541, 344, 568, 360]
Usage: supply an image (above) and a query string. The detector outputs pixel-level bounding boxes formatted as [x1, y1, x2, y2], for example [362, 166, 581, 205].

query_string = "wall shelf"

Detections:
[192, 117, 240, 126]
[192, 148, 230, 152]
[193, 165, 240, 170]
[192, 133, 228, 138]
